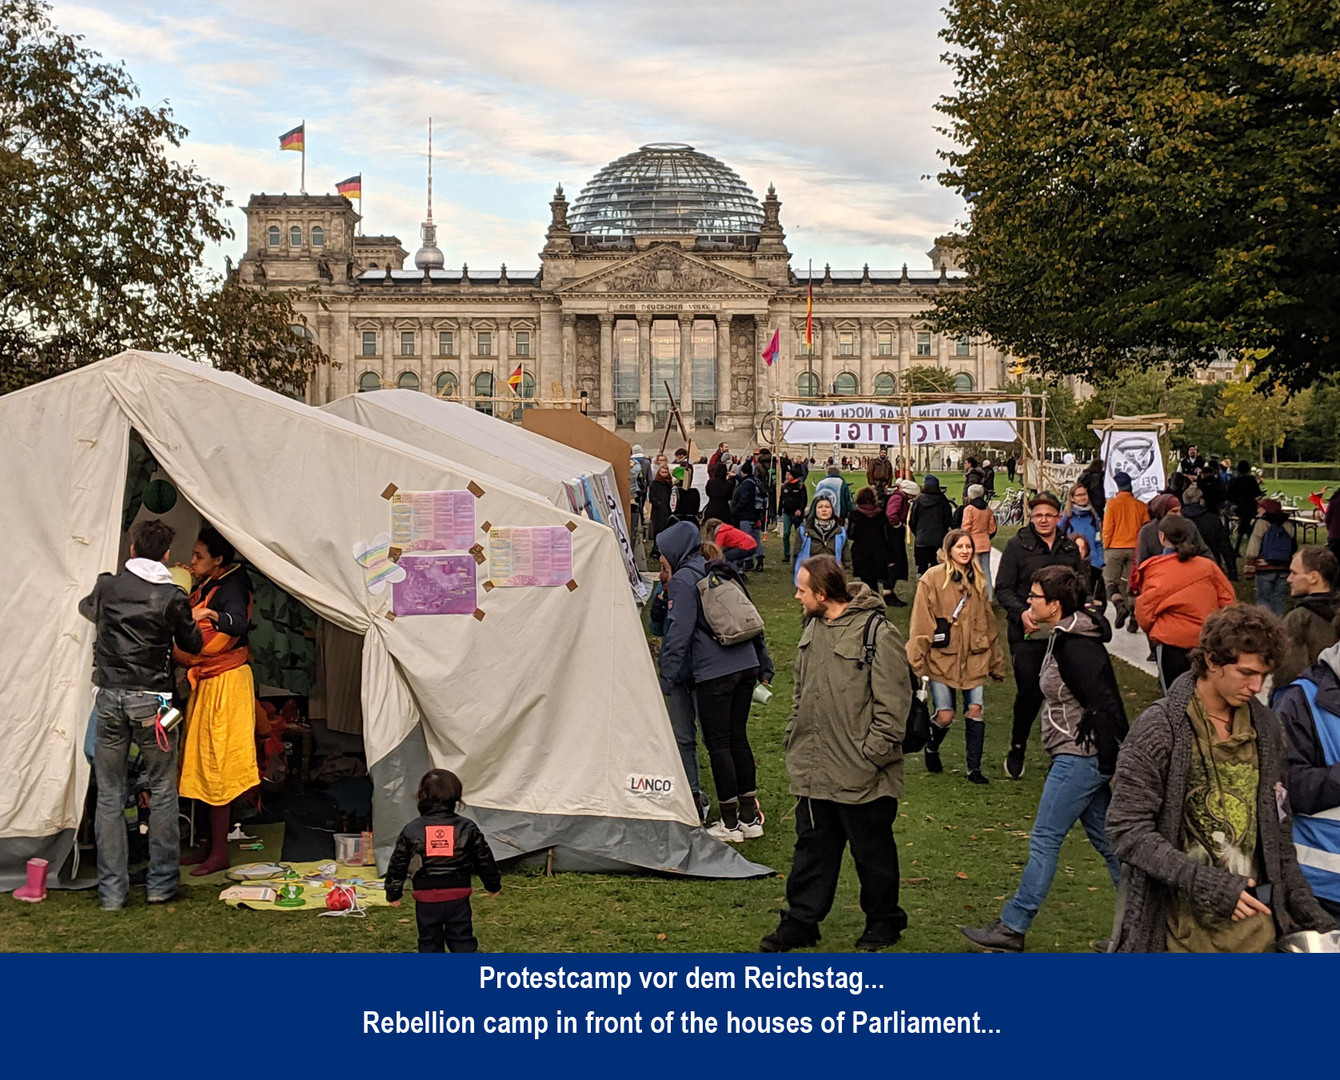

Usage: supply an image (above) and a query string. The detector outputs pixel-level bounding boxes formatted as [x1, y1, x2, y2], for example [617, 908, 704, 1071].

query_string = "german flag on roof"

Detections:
[279, 124, 304, 152]
[336, 174, 361, 197]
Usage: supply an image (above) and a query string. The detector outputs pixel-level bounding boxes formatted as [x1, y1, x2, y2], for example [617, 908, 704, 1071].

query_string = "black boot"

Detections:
[965, 718, 987, 783]
[760, 916, 821, 953]
[924, 720, 949, 773]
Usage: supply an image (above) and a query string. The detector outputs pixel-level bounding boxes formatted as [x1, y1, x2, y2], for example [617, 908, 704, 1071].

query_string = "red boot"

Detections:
[189, 805, 232, 877]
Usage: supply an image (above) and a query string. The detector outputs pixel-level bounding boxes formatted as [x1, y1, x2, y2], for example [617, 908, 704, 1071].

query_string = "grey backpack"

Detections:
[697, 571, 765, 646]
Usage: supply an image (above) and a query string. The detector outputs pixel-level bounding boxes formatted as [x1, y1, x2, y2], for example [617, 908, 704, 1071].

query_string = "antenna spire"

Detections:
[426, 117, 433, 222]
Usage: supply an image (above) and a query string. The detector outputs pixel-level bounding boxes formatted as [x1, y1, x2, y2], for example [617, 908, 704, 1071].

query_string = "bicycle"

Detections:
[992, 488, 1026, 527]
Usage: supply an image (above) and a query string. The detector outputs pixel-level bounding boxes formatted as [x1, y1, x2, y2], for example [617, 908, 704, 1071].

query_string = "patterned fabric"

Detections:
[1165, 694, 1274, 952]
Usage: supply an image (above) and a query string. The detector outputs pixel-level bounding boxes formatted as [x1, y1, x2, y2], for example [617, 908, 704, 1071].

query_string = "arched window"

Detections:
[311, 225, 324, 247]
[520, 371, 535, 409]
[358, 371, 382, 393]
[797, 372, 819, 397]
[435, 371, 458, 397]
[289, 323, 313, 343]
[397, 371, 420, 391]
[953, 371, 975, 392]
[289, 225, 302, 247]
[833, 371, 858, 396]
[873, 372, 895, 396]
[267, 225, 280, 248]
[473, 371, 495, 415]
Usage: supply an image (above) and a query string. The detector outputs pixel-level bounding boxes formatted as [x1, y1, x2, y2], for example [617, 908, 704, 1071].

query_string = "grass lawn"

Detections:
[0, 519, 1164, 955]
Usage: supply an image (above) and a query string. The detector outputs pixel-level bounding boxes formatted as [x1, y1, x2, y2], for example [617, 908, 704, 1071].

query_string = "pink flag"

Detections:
[762, 328, 779, 367]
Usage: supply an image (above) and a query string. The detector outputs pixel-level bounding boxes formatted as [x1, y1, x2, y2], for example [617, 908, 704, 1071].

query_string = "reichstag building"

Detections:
[238, 142, 1013, 438]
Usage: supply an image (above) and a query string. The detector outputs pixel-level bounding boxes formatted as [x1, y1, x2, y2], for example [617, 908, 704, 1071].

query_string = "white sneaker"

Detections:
[738, 803, 765, 838]
[706, 820, 744, 842]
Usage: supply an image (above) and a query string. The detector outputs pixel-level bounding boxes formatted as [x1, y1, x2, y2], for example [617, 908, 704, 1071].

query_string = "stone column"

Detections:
[561, 313, 578, 402]
[716, 314, 733, 418]
[417, 317, 430, 391]
[898, 318, 912, 383]
[636, 314, 653, 433]
[459, 317, 474, 404]
[859, 318, 874, 398]
[938, 329, 950, 367]
[380, 317, 394, 387]
[814, 318, 825, 396]
[678, 313, 695, 435]
[538, 305, 558, 400]
[596, 314, 613, 413]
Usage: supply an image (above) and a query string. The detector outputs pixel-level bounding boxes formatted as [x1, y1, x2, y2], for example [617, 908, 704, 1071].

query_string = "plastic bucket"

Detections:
[334, 833, 365, 866]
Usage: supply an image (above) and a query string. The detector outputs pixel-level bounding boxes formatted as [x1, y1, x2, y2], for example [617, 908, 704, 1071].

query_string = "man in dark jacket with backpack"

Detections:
[761, 555, 910, 954]
[656, 522, 773, 842]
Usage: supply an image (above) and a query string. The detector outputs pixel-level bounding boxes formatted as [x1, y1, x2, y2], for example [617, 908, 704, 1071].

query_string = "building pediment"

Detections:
[554, 244, 773, 297]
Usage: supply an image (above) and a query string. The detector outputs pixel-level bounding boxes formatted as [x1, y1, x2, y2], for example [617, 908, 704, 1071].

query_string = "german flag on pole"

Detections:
[335, 174, 362, 197]
[507, 364, 524, 392]
[279, 124, 304, 152]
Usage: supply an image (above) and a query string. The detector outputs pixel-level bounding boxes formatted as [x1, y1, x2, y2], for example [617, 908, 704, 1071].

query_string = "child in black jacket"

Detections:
[385, 769, 502, 952]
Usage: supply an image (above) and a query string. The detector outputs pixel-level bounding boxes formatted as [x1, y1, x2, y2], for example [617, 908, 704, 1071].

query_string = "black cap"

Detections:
[1028, 491, 1063, 512]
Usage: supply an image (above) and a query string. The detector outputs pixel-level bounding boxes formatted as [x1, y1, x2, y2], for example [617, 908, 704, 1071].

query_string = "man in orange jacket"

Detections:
[1102, 471, 1150, 634]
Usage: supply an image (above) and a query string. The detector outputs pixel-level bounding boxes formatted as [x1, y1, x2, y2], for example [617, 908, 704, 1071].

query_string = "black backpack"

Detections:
[856, 611, 932, 755]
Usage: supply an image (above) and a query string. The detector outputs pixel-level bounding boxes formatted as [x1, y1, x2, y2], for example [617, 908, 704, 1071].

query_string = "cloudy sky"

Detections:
[51, 0, 964, 276]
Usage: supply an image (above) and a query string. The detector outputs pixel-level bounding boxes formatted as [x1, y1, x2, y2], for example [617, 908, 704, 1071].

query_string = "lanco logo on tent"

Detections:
[626, 774, 675, 798]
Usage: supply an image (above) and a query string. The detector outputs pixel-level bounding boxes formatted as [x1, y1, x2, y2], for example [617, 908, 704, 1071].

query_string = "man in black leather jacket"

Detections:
[78, 518, 202, 911]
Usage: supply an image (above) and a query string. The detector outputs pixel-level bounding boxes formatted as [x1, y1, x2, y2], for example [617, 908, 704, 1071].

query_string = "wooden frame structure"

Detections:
[766, 390, 1052, 505]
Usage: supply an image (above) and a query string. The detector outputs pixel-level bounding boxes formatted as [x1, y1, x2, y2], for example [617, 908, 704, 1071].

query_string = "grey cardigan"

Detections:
[1106, 671, 1335, 952]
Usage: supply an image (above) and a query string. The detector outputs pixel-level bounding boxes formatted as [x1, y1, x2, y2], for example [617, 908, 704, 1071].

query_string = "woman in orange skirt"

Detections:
[176, 527, 259, 876]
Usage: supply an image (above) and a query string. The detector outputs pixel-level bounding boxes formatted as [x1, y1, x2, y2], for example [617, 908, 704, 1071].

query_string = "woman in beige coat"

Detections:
[907, 529, 1006, 783]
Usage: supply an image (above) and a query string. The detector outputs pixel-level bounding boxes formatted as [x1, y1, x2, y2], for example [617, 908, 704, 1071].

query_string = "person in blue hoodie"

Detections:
[793, 492, 847, 587]
[1060, 480, 1105, 610]
[656, 521, 774, 842]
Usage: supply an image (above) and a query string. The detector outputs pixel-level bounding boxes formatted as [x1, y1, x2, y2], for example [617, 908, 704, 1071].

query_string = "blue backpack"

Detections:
[1260, 521, 1294, 565]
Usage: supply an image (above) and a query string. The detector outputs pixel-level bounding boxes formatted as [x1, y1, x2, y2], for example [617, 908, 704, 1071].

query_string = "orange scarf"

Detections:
[174, 564, 252, 688]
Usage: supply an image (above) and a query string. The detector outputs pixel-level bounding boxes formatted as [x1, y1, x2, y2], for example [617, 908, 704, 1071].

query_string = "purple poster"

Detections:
[392, 554, 477, 616]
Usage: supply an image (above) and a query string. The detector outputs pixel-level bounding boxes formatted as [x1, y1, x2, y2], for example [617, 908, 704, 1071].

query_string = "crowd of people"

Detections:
[77, 437, 1340, 954]
[628, 439, 1340, 953]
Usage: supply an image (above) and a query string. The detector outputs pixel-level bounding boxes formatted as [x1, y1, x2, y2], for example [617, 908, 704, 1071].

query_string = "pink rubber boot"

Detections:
[13, 858, 48, 903]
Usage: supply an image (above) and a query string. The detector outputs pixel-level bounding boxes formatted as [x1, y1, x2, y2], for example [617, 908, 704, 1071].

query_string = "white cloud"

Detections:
[46, 0, 965, 268]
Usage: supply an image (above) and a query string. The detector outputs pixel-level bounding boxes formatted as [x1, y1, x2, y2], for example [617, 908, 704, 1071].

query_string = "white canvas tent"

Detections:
[321, 391, 644, 598]
[0, 352, 767, 890]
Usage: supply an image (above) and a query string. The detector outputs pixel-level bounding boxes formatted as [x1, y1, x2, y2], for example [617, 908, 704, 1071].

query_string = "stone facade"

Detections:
[236, 178, 1016, 443]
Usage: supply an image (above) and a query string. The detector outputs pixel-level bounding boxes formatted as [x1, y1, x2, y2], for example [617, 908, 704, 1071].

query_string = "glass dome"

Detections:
[568, 143, 764, 237]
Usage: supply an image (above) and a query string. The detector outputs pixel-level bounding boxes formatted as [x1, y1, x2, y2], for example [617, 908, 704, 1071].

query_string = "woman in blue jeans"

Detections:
[960, 565, 1129, 951]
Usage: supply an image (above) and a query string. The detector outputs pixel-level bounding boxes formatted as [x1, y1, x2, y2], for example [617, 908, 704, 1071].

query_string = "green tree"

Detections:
[0, 0, 327, 394]
[901, 366, 958, 394]
[1074, 367, 1229, 456]
[1000, 375, 1081, 452]
[934, 0, 1340, 391]
[1289, 374, 1340, 462]
[1222, 371, 1309, 477]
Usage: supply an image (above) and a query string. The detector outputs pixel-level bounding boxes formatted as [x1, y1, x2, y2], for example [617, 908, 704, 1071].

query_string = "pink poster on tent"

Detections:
[389, 490, 475, 552]
[488, 526, 573, 587]
[392, 555, 478, 616]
